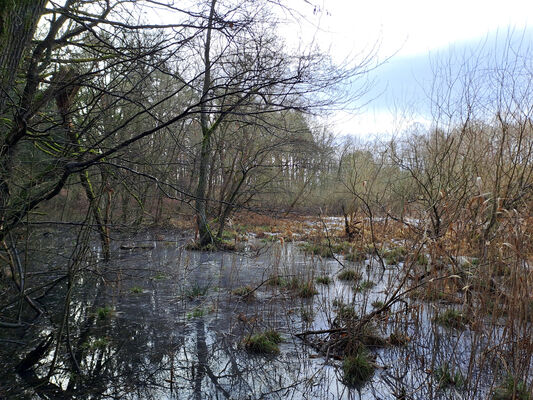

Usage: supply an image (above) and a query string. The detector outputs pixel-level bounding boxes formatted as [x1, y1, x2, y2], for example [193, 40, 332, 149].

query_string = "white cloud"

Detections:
[314, 0, 533, 58]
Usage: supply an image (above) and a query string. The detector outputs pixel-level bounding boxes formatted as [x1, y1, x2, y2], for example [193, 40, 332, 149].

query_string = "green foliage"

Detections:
[354, 280, 375, 292]
[388, 330, 410, 346]
[299, 241, 353, 258]
[492, 375, 531, 400]
[342, 346, 375, 386]
[244, 330, 282, 354]
[96, 306, 113, 320]
[232, 285, 255, 299]
[185, 284, 209, 299]
[371, 300, 384, 309]
[345, 251, 366, 262]
[300, 242, 333, 258]
[383, 247, 407, 265]
[315, 275, 332, 285]
[434, 362, 465, 389]
[297, 281, 318, 298]
[151, 273, 166, 280]
[267, 275, 287, 287]
[334, 301, 358, 322]
[187, 308, 205, 319]
[338, 269, 362, 282]
[81, 337, 109, 350]
[417, 253, 429, 265]
[434, 309, 469, 329]
[129, 286, 143, 294]
[300, 309, 314, 323]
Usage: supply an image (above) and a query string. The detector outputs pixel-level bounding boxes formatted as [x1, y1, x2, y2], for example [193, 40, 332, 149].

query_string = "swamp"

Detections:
[0, 1, 532, 399]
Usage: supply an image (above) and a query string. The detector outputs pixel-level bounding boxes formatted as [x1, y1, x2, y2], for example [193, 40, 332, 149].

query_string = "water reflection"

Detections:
[0, 229, 523, 399]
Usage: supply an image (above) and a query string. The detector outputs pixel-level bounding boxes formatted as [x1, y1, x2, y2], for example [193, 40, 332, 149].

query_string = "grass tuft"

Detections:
[244, 330, 282, 354]
[338, 269, 363, 282]
[434, 309, 469, 329]
[342, 346, 375, 386]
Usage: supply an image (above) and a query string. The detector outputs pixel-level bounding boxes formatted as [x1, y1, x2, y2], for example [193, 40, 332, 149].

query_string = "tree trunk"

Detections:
[0, 0, 46, 240]
[0, 0, 46, 115]
[195, 0, 217, 247]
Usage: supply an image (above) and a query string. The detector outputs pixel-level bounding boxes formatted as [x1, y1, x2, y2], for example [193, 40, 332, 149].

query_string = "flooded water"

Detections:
[0, 227, 525, 399]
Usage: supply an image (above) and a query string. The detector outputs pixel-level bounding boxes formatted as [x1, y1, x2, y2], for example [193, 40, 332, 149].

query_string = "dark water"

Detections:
[0, 227, 521, 399]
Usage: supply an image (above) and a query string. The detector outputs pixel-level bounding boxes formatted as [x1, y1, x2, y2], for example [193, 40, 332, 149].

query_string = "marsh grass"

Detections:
[129, 286, 143, 294]
[96, 306, 113, 320]
[244, 330, 283, 355]
[492, 375, 531, 400]
[338, 269, 362, 282]
[342, 346, 375, 386]
[232, 285, 255, 299]
[315, 275, 332, 285]
[434, 309, 469, 329]
[434, 362, 465, 389]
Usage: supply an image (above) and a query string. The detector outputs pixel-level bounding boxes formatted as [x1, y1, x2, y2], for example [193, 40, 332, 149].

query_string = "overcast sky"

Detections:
[302, 0, 533, 138]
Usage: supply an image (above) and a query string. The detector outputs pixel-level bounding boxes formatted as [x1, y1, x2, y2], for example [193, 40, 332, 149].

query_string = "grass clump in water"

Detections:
[338, 269, 362, 282]
[345, 251, 366, 262]
[96, 306, 113, 320]
[316, 275, 332, 285]
[434, 308, 469, 329]
[185, 284, 209, 299]
[342, 346, 375, 387]
[81, 337, 110, 350]
[434, 362, 465, 389]
[130, 286, 143, 294]
[354, 280, 375, 292]
[297, 281, 318, 298]
[300, 242, 334, 258]
[383, 246, 407, 265]
[244, 330, 282, 354]
[232, 285, 255, 299]
[371, 300, 384, 309]
[388, 330, 410, 346]
[417, 253, 429, 265]
[186, 308, 205, 319]
[267, 275, 287, 287]
[492, 375, 531, 400]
